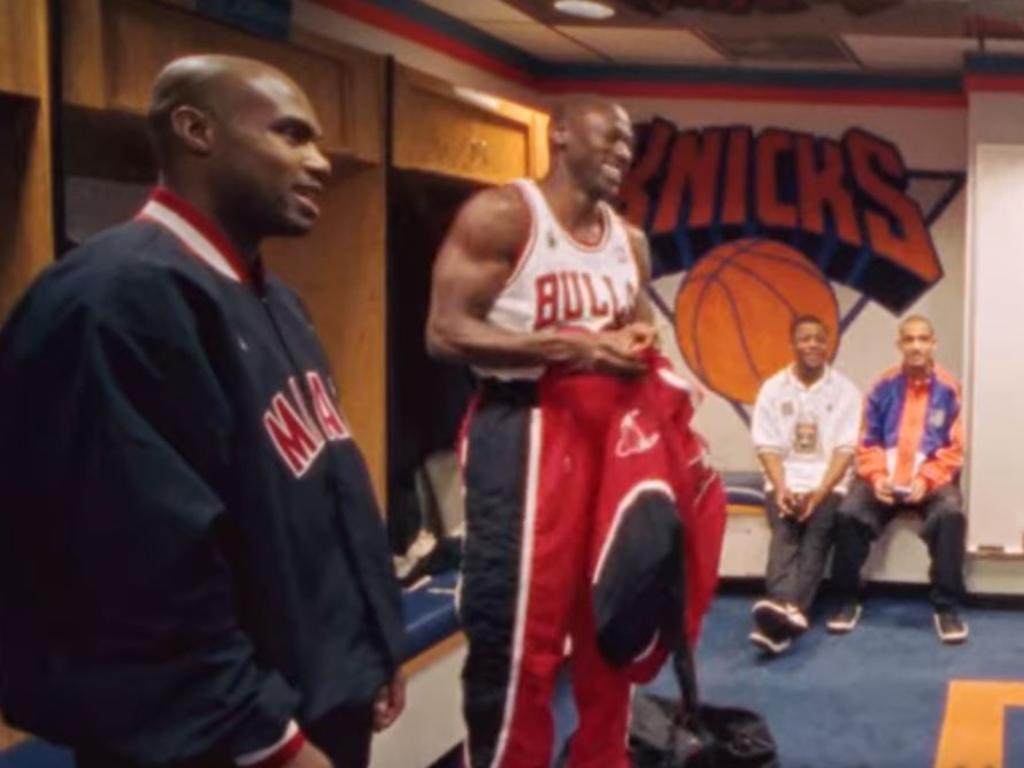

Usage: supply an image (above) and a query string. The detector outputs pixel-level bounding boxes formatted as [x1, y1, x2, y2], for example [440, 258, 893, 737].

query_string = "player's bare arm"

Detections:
[623, 223, 658, 352]
[426, 186, 645, 374]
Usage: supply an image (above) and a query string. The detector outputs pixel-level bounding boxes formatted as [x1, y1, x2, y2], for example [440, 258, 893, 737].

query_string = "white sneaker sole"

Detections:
[826, 604, 863, 634]
[752, 599, 808, 634]
[934, 614, 969, 644]
[749, 630, 791, 655]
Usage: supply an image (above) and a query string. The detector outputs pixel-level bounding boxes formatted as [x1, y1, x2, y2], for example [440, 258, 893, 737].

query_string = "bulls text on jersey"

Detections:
[534, 270, 637, 330]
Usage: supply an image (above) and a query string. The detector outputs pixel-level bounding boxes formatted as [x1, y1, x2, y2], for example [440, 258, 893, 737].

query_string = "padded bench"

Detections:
[724, 470, 767, 515]
[401, 570, 460, 661]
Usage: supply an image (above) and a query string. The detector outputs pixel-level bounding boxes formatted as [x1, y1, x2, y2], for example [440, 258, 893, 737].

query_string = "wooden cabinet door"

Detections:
[62, 0, 381, 161]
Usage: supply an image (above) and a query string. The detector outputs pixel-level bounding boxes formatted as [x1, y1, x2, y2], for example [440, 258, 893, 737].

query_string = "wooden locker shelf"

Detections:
[62, 0, 382, 162]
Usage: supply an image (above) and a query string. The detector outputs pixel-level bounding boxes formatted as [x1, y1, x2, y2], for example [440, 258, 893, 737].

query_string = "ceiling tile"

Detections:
[710, 34, 852, 64]
[415, 0, 536, 23]
[556, 25, 726, 65]
[843, 34, 978, 70]
[472, 20, 605, 61]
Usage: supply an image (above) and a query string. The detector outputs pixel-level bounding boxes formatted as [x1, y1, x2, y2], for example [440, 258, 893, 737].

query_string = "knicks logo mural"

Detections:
[622, 118, 963, 408]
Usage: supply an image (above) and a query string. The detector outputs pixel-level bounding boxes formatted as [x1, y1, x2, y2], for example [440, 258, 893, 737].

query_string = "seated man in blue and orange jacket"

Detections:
[827, 315, 968, 644]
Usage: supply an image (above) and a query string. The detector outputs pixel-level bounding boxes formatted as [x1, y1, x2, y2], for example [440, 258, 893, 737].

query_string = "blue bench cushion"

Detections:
[723, 470, 766, 507]
[401, 570, 460, 661]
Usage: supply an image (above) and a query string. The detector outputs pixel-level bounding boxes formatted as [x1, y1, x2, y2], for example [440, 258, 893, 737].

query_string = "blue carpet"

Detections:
[1005, 707, 1024, 768]
[7, 594, 1024, 767]
[637, 593, 1024, 768]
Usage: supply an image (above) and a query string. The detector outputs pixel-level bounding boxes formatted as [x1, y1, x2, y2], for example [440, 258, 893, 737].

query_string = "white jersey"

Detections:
[476, 179, 640, 380]
[750, 365, 862, 494]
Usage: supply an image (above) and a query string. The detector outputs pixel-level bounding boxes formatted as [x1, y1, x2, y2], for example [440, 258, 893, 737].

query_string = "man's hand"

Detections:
[569, 328, 647, 376]
[282, 742, 332, 768]
[373, 673, 406, 732]
[872, 476, 895, 506]
[622, 321, 658, 354]
[773, 487, 799, 518]
[797, 487, 829, 522]
[906, 477, 928, 505]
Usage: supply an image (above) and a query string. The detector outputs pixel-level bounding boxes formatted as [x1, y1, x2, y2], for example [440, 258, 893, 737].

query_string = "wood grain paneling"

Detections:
[0, 0, 45, 98]
[61, 0, 107, 107]
[62, 0, 381, 160]
[394, 68, 533, 184]
[292, 28, 385, 165]
[0, 7, 53, 324]
[264, 162, 388, 505]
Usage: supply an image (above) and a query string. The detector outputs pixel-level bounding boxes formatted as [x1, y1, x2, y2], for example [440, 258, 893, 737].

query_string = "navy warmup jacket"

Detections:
[0, 190, 403, 764]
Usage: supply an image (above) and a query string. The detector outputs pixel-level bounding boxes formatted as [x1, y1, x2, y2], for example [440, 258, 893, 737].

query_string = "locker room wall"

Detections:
[0, 0, 53, 324]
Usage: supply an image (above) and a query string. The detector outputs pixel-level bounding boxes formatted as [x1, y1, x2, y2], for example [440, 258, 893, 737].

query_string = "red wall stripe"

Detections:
[963, 74, 1024, 93]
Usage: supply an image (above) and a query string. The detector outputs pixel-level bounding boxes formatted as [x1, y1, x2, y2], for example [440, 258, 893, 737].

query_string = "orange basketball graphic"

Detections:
[674, 238, 839, 404]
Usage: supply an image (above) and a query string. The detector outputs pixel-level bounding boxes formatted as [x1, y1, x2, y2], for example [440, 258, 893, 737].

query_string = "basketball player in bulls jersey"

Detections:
[427, 98, 657, 768]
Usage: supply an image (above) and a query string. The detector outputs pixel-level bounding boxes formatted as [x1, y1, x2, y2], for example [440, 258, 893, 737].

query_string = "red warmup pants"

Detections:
[458, 362, 724, 768]
[459, 380, 631, 768]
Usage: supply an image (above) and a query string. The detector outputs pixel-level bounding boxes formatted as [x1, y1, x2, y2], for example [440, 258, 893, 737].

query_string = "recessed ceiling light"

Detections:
[554, 1, 616, 20]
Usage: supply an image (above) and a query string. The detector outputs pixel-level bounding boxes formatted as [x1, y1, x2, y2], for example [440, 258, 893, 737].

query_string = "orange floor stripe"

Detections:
[934, 680, 1024, 768]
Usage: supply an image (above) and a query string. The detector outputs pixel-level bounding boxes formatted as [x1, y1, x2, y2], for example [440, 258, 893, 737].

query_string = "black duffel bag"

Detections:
[628, 629, 778, 768]
[630, 691, 778, 768]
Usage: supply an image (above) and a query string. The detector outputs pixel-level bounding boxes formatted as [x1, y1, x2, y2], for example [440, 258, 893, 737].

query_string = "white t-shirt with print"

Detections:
[751, 365, 862, 494]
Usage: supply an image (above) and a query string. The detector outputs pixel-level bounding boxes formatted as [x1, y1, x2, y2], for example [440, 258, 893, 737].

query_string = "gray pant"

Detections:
[764, 491, 840, 613]
[832, 479, 966, 610]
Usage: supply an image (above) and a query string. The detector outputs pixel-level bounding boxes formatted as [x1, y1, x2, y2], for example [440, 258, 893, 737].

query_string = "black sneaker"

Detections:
[934, 610, 969, 644]
[826, 600, 862, 634]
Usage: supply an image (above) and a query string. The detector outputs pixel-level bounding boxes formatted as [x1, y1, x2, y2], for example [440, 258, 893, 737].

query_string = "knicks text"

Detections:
[621, 120, 948, 311]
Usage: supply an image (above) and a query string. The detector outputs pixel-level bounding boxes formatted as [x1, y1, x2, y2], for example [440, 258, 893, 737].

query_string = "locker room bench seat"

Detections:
[724, 470, 767, 516]
[717, 469, 933, 585]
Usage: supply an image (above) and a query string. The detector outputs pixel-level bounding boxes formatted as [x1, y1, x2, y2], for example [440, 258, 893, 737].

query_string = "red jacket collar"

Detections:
[136, 188, 253, 284]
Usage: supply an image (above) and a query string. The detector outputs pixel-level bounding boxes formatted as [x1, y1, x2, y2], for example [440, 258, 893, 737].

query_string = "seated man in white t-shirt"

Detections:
[749, 315, 862, 655]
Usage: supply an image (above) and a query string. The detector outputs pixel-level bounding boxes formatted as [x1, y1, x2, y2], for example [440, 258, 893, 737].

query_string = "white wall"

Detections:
[964, 90, 1024, 556]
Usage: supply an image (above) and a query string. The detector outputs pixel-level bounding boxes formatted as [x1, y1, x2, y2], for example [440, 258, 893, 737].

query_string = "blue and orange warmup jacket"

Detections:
[858, 364, 964, 491]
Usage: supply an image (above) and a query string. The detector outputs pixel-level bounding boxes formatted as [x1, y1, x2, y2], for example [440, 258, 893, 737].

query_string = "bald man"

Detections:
[0, 56, 403, 768]
[427, 98, 656, 768]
